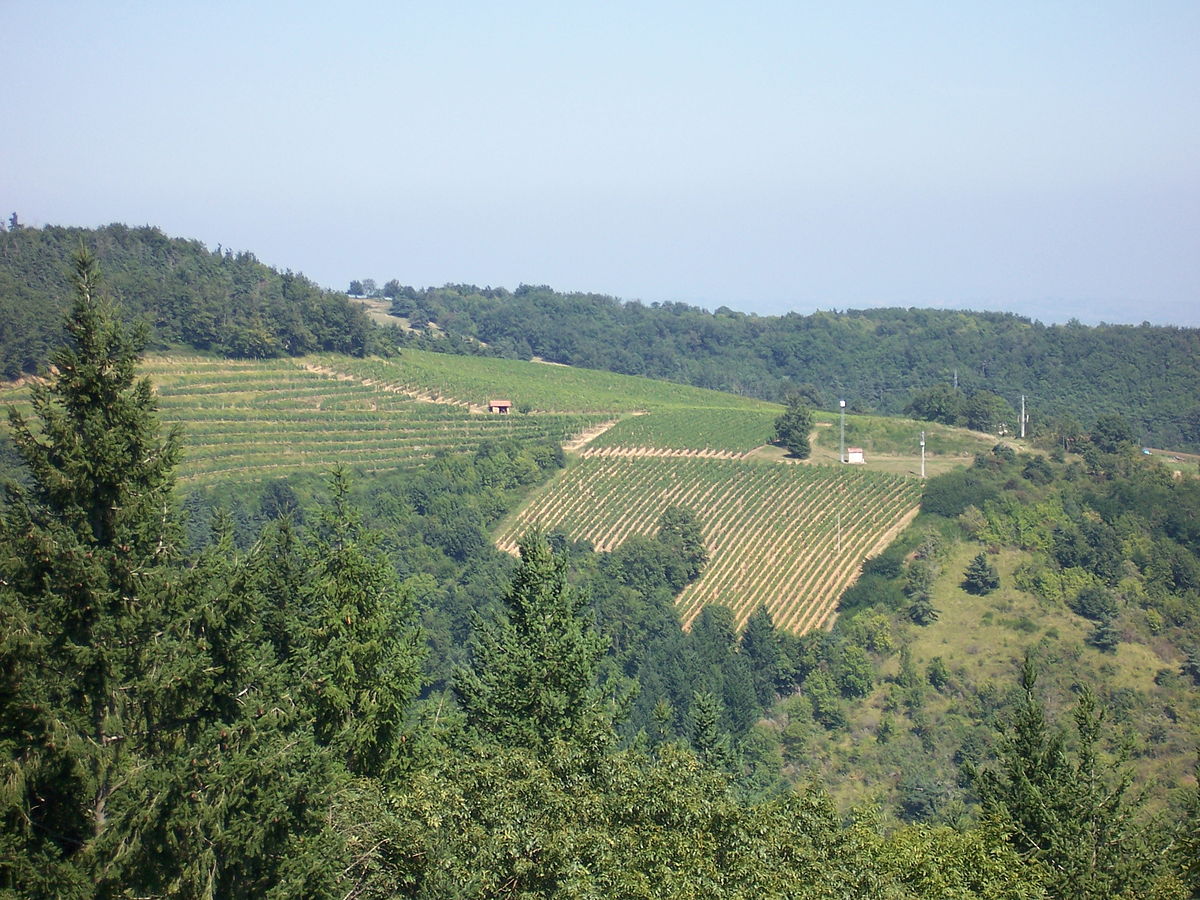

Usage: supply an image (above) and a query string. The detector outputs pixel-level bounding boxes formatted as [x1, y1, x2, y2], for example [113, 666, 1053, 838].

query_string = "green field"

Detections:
[805, 413, 995, 460]
[496, 457, 922, 634]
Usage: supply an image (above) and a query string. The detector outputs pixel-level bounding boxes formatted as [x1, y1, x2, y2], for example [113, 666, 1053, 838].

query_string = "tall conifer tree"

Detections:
[967, 657, 1167, 897]
[0, 249, 180, 895]
[454, 533, 609, 755]
[298, 469, 423, 777]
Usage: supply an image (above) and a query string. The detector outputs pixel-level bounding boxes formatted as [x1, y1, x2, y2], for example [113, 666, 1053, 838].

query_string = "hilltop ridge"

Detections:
[2, 221, 1198, 453]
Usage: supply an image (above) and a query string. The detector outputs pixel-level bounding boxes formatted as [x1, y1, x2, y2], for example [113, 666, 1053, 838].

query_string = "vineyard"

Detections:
[303, 350, 778, 414]
[3, 350, 935, 630]
[138, 356, 606, 485]
[1, 351, 783, 487]
[582, 408, 778, 455]
[495, 456, 922, 634]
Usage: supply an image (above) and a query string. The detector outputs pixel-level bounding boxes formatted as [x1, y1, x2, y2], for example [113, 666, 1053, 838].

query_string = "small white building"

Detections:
[846, 447, 865, 464]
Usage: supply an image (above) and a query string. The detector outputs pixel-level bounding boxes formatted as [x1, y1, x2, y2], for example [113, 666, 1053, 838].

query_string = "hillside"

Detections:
[383, 283, 1200, 451]
[1, 348, 998, 636]
[780, 440, 1200, 823]
[3, 257, 1197, 897]
[140, 353, 986, 635]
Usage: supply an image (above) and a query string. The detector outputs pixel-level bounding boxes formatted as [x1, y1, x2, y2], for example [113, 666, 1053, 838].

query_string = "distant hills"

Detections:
[387, 283, 1200, 451]
[2, 221, 1197, 451]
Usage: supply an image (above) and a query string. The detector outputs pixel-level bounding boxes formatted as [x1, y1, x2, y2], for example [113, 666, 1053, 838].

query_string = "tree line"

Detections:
[0, 222, 375, 377]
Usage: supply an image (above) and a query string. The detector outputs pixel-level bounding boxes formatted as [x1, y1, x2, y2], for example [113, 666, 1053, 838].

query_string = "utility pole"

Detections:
[839, 399, 846, 464]
[920, 430, 926, 479]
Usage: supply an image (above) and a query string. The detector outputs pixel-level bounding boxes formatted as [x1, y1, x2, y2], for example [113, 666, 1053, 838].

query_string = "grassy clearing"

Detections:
[794, 413, 996, 477]
[804, 537, 1199, 815]
[907, 543, 1178, 697]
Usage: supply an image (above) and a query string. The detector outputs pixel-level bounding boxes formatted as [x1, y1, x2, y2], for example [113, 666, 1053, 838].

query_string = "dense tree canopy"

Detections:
[454, 533, 610, 755]
[0, 223, 374, 376]
[0, 253, 417, 896]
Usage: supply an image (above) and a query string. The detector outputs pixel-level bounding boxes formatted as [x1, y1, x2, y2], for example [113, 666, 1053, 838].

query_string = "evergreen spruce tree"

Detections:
[454, 532, 610, 755]
[0, 251, 379, 897]
[688, 690, 737, 770]
[962, 551, 1000, 595]
[0, 249, 181, 895]
[655, 505, 708, 588]
[907, 595, 940, 625]
[1087, 615, 1121, 653]
[1183, 647, 1200, 686]
[116, 527, 346, 899]
[297, 469, 424, 777]
[968, 656, 1169, 898]
[773, 396, 815, 458]
[740, 606, 781, 708]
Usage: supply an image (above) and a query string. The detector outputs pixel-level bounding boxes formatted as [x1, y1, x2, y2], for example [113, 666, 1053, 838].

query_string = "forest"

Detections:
[0, 222, 375, 375]
[1, 244, 1199, 897]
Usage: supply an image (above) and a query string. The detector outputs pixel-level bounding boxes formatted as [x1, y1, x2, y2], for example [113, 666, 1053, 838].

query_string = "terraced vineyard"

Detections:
[139, 356, 606, 485]
[2, 351, 781, 487]
[496, 457, 922, 633]
[303, 350, 778, 414]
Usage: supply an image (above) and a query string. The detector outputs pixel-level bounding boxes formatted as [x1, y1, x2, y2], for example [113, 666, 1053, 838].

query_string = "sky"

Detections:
[4, 1, 1198, 325]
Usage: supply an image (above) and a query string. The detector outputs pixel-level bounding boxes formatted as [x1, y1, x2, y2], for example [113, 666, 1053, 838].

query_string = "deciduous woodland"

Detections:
[1, 237, 1198, 897]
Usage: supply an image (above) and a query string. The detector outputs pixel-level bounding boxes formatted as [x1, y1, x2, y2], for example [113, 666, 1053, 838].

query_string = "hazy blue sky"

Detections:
[4, 1, 1197, 324]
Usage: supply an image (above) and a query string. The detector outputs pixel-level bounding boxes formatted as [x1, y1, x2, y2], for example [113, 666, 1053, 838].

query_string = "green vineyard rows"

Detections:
[3, 350, 935, 630]
[495, 457, 922, 634]
[134, 356, 605, 485]
[584, 408, 779, 454]
[305, 350, 780, 414]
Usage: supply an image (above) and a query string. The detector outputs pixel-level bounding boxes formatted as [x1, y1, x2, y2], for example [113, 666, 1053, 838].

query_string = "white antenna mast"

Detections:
[920, 431, 926, 479]
[1020, 395, 1026, 439]
[839, 399, 846, 464]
